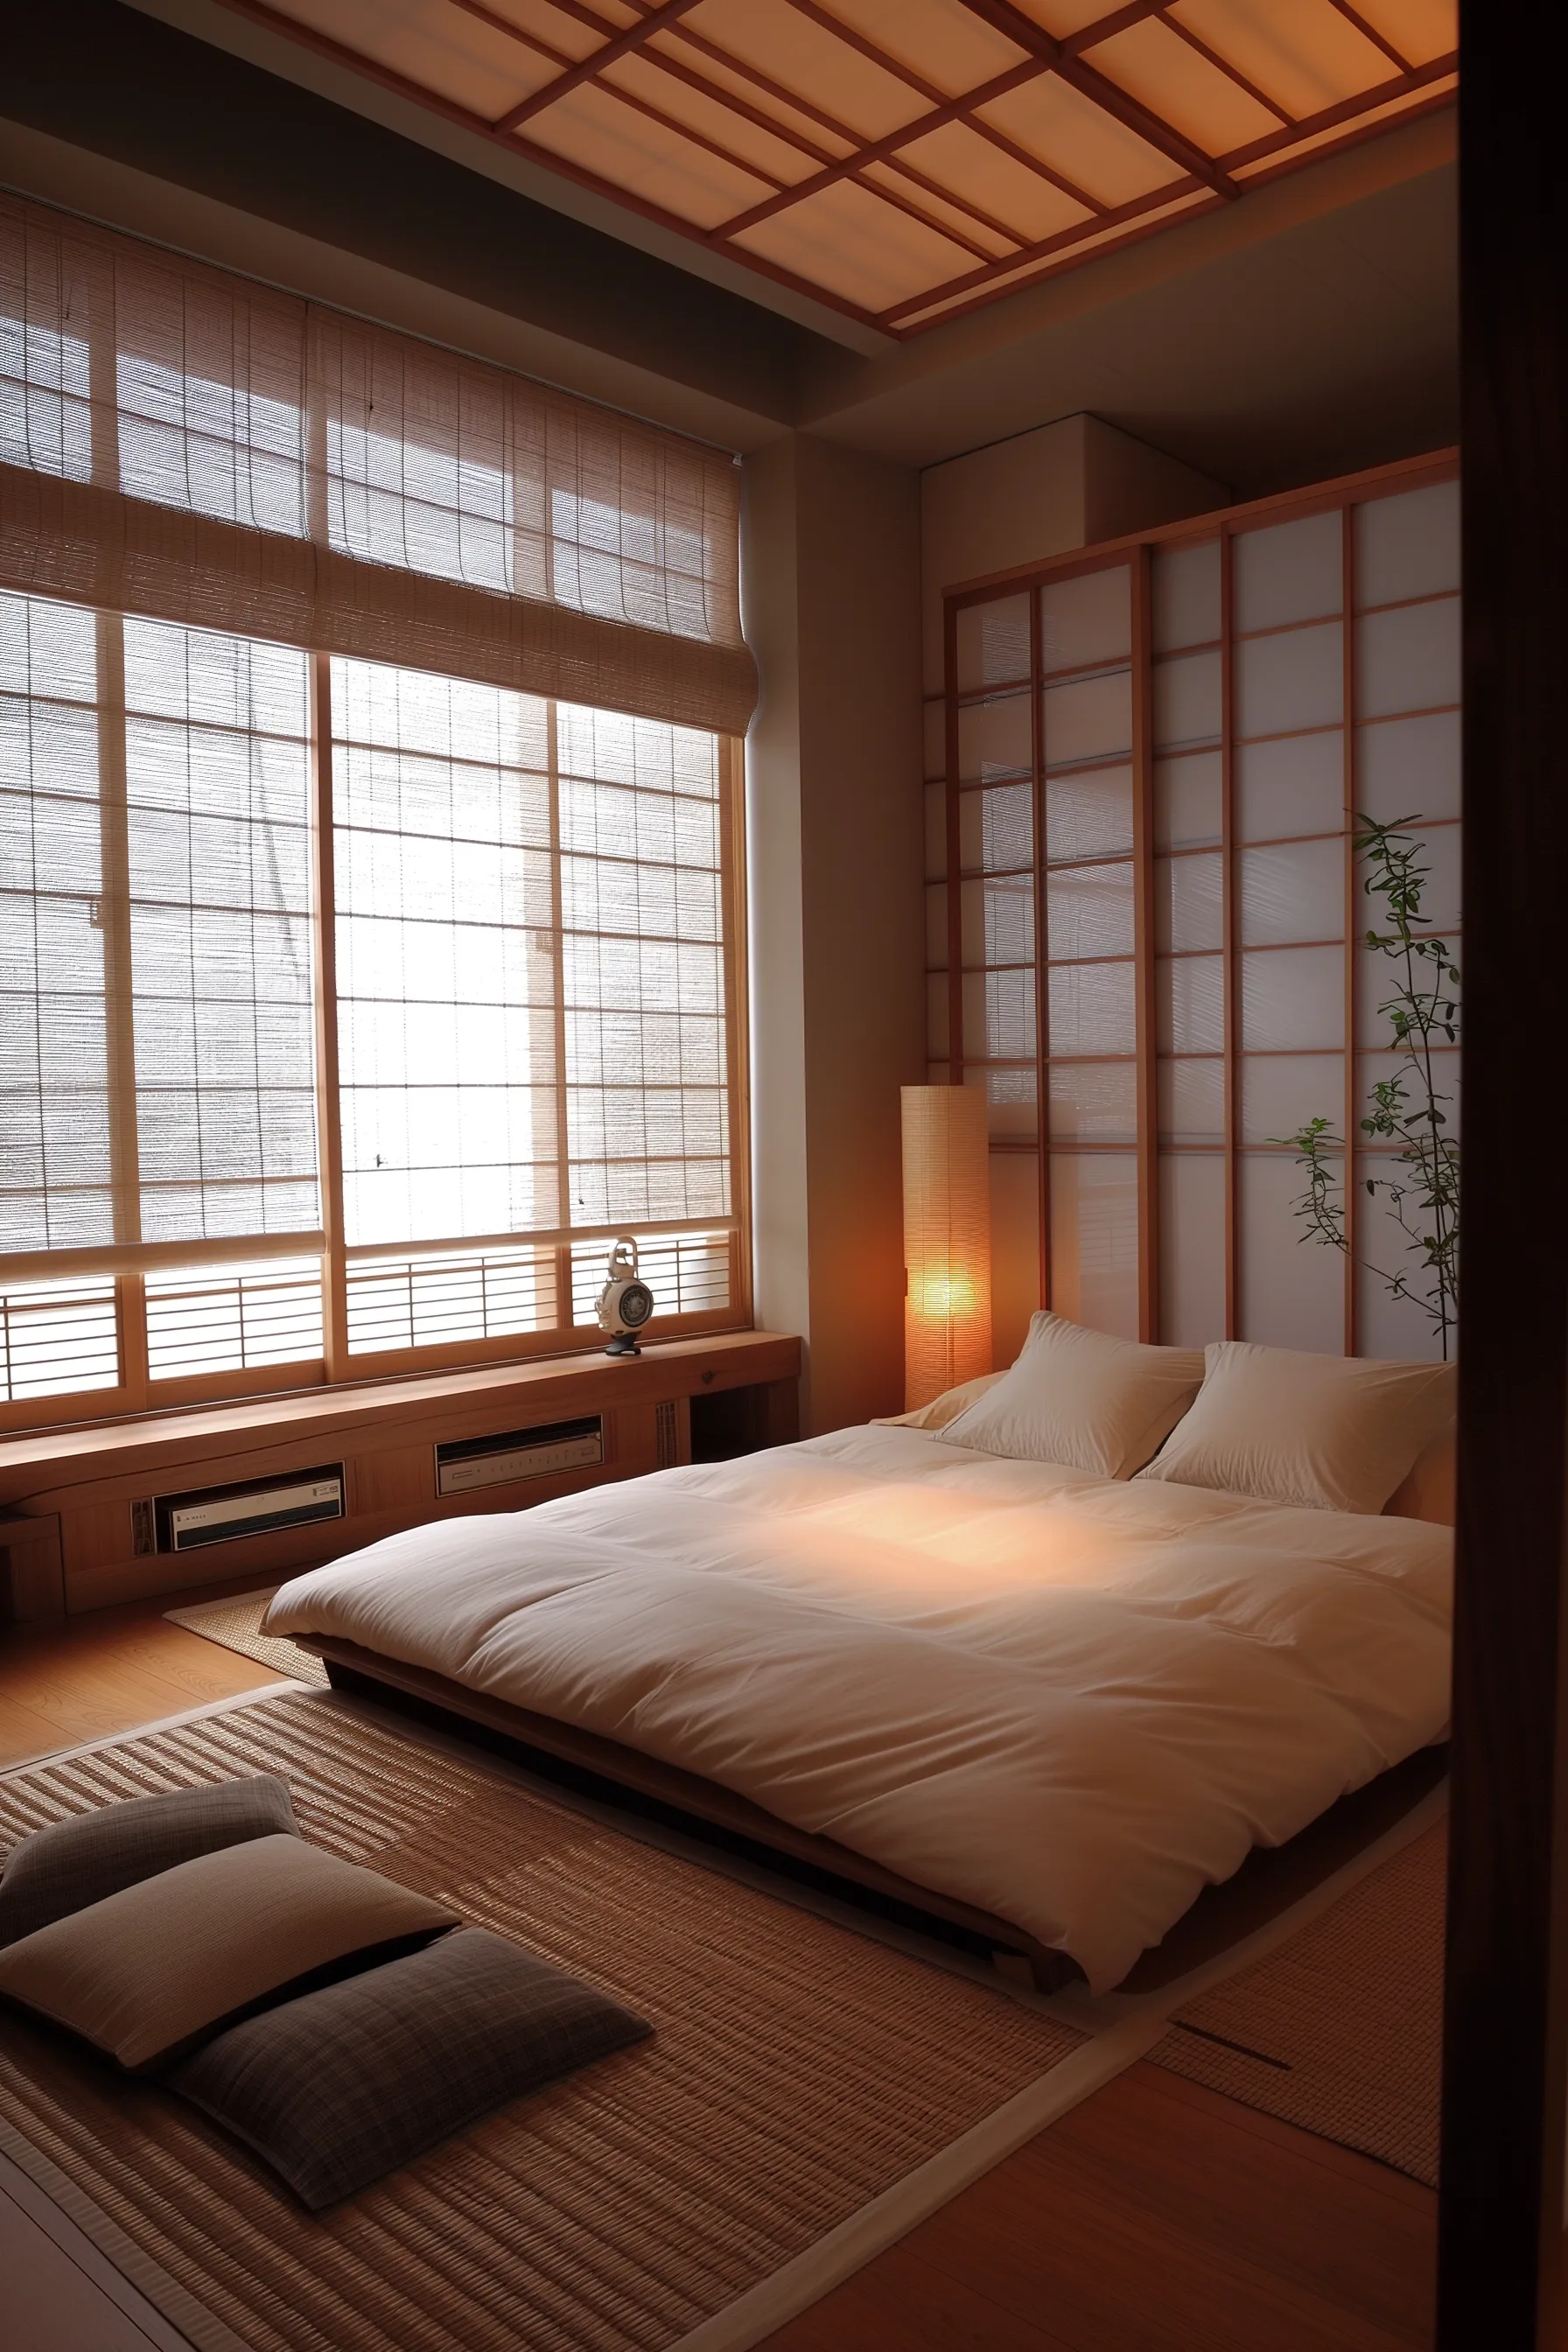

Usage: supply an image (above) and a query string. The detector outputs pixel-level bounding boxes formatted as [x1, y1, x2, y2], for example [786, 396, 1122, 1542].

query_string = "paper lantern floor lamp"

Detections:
[901, 1083, 993, 1412]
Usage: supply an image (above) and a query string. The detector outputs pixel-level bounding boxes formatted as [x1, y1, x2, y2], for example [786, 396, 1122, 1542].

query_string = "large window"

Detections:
[0, 593, 745, 1423]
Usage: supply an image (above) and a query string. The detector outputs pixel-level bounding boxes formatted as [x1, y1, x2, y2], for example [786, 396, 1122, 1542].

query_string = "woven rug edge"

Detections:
[668, 2012, 1160, 2352]
[0, 2110, 250, 2352]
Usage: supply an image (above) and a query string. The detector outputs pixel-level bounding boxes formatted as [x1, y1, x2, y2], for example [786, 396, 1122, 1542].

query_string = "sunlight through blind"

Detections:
[0, 195, 756, 736]
[0, 593, 112, 1250]
[0, 1277, 118, 1400]
[332, 660, 560, 1249]
[126, 620, 318, 1243]
[560, 709, 732, 1228]
[345, 1243, 556, 1357]
[144, 1256, 324, 1381]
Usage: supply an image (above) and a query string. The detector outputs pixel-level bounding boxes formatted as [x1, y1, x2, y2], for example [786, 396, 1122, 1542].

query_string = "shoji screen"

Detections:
[935, 455, 1459, 1362]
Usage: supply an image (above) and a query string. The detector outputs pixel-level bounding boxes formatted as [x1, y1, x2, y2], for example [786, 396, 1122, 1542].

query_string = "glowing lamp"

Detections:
[901, 1083, 992, 1411]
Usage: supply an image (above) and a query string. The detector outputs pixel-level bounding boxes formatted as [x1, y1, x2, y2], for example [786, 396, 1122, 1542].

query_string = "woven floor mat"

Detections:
[164, 1591, 328, 1687]
[1147, 1818, 1446, 2186]
[0, 1690, 1088, 2352]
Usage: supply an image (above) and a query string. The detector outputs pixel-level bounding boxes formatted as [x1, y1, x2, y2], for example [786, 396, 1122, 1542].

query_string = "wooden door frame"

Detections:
[1437, 10, 1568, 2343]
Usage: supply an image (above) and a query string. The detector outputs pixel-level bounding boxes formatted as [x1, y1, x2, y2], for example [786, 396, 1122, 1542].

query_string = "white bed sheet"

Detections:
[264, 1424, 1452, 1991]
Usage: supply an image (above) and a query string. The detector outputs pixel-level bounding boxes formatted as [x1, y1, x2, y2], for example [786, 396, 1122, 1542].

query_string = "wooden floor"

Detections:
[0, 1578, 284, 1770]
[0, 1595, 1437, 2352]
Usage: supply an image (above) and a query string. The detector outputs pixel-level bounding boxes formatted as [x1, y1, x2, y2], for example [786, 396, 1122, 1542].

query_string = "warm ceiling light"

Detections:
[902, 1083, 993, 1412]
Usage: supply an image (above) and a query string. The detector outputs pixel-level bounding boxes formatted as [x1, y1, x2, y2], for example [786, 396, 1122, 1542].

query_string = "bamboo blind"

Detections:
[0, 194, 757, 736]
[0, 194, 752, 1422]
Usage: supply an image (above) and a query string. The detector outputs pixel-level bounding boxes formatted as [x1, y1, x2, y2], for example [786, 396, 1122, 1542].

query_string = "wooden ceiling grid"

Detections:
[209, 0, 1458, 334]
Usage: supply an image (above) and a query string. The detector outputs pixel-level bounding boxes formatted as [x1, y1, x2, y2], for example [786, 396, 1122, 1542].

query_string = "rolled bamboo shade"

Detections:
[0, 196, 756, 737]
[902, 1083, 992, 1412]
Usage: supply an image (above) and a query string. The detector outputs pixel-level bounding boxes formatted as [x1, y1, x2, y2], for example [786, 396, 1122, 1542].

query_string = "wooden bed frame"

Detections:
[302, 1633, 1082, 1993]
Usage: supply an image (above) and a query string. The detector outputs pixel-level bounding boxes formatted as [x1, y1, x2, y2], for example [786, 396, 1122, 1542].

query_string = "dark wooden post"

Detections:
[1438, 10, 1568, 2344]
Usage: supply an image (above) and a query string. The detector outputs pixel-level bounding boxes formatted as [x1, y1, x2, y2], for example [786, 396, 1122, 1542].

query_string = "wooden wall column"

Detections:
[1438, 10, 1568, 2342]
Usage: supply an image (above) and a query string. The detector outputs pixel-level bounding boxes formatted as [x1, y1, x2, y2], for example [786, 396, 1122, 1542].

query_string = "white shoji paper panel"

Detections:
[1234, 509, 1343, 631]
[1239, 943, 1344, 1050]
[1152, 648, 1222, 752]
[1354, 480, 1460, 608]
[1046, 765, 1134, 862]
[1236, 730, 1345, 843]
[1155, 750, 1223, 850]
[1049, 1060, 1138, 1144]
[1158, 1154, 1227, 1348]
[1357, 710, 1461, 824]
[984, 1065, 1038, 1138]
[1157, 851, 1223, 954]
[1047, 961, 1136, 1056]
[957, 691, 1031, 782]
[1040, 568, 1130, 672]
[1050, 1153, 1140, 1340]
[1158, 1055, 1225, 1144]
[1239, 1152, 1346, 1354]
[1239, 837, 1344, 947]
[1240, 1054, 1345, 1146]
[1152, 540, 1221, 653]
[1355, 598, 1460, 720]
[1046, 861, 1135, 960]
[1158, 954, 1224, 1054]
[1042, 670, 1132, 769]
[955, 595, 1030, 692]
[1235, 621, 1344, 739]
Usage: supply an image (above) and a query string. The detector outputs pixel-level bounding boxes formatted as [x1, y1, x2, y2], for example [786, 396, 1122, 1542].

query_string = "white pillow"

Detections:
[1384, 1422, 1456, 1525]
[1135, 1340, 1456, 1515]
[873, 1371, 1005, 1432]
[940, 1313, 1205, 1479]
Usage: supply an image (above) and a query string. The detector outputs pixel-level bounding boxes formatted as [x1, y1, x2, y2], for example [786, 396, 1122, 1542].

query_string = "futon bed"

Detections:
[264, 1414, 1452, 1994]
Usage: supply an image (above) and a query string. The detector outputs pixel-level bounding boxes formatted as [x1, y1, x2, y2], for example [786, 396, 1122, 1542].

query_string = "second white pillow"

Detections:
[940, 1313, 1205, 1479]
[1134, 1340, 1456, 1515]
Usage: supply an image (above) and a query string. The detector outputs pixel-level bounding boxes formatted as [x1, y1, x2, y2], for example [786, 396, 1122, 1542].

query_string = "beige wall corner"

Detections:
[919, 415, 1092, 692]
[742, 436, 926, 1435]
[1081, 415, 1228, 544]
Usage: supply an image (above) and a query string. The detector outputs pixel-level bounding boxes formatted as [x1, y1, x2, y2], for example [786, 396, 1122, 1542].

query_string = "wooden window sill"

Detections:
[0, 1331, 802, 1618]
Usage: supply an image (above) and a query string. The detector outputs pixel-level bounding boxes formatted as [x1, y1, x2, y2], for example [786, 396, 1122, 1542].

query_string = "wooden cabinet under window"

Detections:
[0, 1333, 801, 1620]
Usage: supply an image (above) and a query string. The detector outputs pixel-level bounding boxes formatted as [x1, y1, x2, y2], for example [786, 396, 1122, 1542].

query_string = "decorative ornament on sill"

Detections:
[596, 1237, 655, 1358]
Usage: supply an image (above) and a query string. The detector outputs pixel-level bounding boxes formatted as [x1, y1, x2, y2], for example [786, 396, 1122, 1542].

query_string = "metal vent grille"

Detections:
[570, 1229, 731, 1326]
[0, 1278, 119, 1401]
[346, 1243, 556, 1356]
[144, 1258, 324, 1381]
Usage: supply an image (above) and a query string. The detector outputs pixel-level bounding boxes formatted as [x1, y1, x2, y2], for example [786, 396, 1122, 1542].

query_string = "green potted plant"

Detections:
[1276, 815, 1460, 1360]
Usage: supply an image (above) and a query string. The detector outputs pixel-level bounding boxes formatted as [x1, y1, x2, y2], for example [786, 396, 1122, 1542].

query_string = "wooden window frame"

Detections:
[0, 637, 752, 1434]
[938, 444, 1460, 1347]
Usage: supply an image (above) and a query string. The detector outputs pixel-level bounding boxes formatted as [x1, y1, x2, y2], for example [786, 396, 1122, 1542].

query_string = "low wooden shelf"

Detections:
[0, 1332, 802, 1618]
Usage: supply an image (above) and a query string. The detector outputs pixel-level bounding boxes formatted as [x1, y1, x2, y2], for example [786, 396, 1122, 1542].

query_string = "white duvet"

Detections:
[264, 1424, 1452, 1991]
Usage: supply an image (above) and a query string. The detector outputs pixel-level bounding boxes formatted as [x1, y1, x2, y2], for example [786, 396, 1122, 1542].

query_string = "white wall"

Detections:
[744, 434, 927, 1435]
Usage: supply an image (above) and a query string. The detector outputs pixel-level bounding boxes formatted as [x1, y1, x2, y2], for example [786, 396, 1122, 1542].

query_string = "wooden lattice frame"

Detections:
[203, 0, 1459, 338]
[938, 444, 1460, 1350]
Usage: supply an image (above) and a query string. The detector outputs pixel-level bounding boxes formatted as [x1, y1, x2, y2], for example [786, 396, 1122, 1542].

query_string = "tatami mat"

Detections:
[0, 1690, 1102, 2352]
[164, 1592, 327, 1687]
[1147, 1818, 1446, 2185]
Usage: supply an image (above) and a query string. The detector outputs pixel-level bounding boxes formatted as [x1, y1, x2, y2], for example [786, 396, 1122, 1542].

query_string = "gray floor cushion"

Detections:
[169, 1924, 654, 2208]
[0, 1776, 297, 1948]
[0, 1835, 458, 2069]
